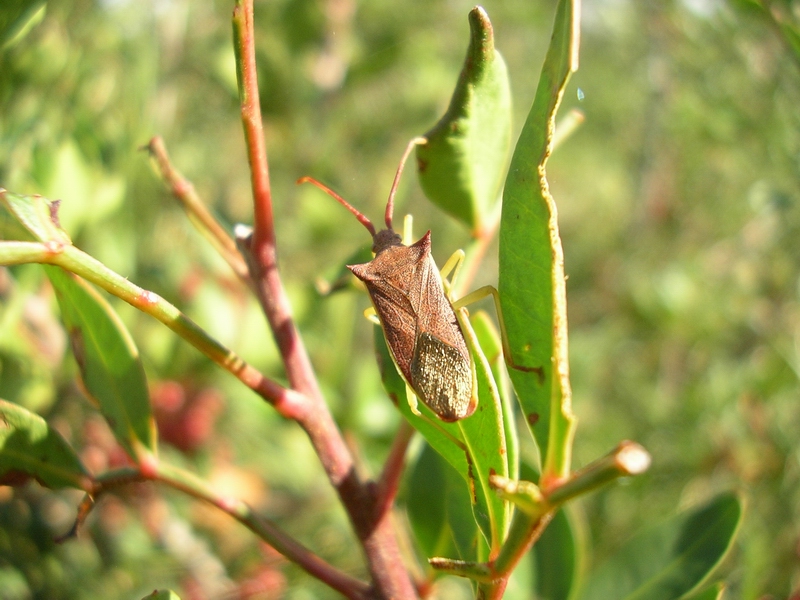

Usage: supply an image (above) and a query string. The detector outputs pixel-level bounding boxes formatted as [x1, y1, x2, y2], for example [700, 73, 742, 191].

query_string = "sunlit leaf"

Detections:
[457, 309, 511, 551]
[471, 310, 519, 481]
[416, 6, 511, 235]
[682, 582, 726, 600]
[0, 0, 46, 49]
[374, 307, 510, 554]
[497, 0, 578, 473]
[375, 327, 467, 474]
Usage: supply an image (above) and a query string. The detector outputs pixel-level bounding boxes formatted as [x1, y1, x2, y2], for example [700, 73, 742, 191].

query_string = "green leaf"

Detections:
[0, 0, 46, 49]
[682, 582, 726, 600]
[579, 493, 742, 600]
[416, 6, 511, 235]
[375, 326, 467, 475]
[406, 442, 482, 567]
[457, 309, 511, 552]
[497, 0, 579, 474]
[0, 399, 91, 490]
[0, 189, 71, 244]
[471, 310, 519, 481]
[45, 266, 156, 462]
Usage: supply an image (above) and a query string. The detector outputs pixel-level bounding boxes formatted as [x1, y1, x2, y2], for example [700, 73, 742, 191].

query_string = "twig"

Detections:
[94, 466, 372, 600]
[232, 1, 274, 253]
[145, 136, 250, 282]
[0, 240, 303, 417]
[375, 420, 416, 517]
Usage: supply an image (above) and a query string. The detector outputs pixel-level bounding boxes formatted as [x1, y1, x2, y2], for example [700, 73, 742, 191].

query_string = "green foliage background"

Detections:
[1, 0, 799, 598]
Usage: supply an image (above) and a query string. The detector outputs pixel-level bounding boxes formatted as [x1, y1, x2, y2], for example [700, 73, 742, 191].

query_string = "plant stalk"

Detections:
[231, 1, 417, 596]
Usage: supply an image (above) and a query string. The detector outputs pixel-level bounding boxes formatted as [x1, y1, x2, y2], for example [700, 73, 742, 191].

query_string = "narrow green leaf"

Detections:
[45, 266, 156, 461]
[579, 493, 742, 600]
[416, 7, 512, 235]
[471, 310, 519, 481]
[0, 399, 92, 490]
[497, 0, 579, 474]
[406, 443, 482, 567]
[0, 190, 71, 245]
[457, 310, 510, 553]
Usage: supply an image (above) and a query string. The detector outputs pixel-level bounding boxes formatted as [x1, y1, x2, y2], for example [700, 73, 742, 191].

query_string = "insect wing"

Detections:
[349, 244, 420, 385]
[409, 236, 469, 359]
[408, 237, 473, 421]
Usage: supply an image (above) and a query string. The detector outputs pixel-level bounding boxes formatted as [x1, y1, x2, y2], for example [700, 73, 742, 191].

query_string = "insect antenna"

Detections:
[384, 136, 427, 231]
[296, 176, 377, 238]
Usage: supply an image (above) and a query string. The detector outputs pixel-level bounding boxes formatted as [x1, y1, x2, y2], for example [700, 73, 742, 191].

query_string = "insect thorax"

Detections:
[372, 229, 403, 254]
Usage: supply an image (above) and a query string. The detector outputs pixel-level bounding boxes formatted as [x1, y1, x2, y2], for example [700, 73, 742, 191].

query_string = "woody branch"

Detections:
[231, 1, 416, 597]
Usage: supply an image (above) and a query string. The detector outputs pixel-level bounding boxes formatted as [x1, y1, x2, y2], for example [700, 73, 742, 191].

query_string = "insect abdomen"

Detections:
[411, 331, 474, 421]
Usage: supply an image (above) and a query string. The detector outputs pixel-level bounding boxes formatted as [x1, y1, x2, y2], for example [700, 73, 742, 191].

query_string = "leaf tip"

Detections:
[468, 5, 496, 63]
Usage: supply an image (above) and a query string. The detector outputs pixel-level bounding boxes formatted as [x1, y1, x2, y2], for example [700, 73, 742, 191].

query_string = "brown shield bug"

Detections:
[297, 138, 476, 422]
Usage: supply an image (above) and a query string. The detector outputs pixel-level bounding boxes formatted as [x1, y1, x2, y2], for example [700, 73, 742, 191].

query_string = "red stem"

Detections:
[232, 2, 416, 597]
[375, 421, 416, 517]
[235, 2, 274, 253]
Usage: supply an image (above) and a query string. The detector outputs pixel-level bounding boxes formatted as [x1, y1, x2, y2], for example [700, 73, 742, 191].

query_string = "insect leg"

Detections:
[362, 307, 380, 325]
[401, 214, 414, 246]
[453, 285, 540, 374]
[439, 249, 466, 290]
[404, 383, 423, 418]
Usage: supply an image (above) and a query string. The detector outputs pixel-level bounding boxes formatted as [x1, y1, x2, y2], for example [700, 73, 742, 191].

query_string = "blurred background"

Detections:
[1, 0, 799, 598]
